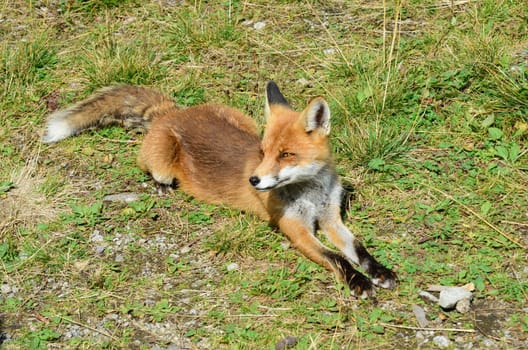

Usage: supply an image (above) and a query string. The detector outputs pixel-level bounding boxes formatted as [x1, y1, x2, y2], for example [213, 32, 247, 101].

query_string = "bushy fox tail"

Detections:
[42, 85, 176, 143]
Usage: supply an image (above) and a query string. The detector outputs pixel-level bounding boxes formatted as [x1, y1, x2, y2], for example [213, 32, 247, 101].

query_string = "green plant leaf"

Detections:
[481, 114, 495, 128]
[0, 181, 15, 195]
[480, 201, 492, 216]
[509, 143, 520, 162]
[495, 145, 509, 161]
[368, 158, 385, 171]
[474, 277, 486, 291]
[488, 127, 503, 140]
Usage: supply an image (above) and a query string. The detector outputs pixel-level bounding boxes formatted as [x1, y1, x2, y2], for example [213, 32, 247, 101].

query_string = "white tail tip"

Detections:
[41, 113, 74, 143]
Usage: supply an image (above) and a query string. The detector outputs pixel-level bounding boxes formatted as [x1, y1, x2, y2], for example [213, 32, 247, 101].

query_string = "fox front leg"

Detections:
[320, 216, 398, 290]
[277, 216, 376, 298]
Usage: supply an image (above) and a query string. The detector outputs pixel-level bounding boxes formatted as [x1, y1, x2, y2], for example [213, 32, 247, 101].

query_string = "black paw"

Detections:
[325, 250, 377, 299]
[346, 271, 376, 299]
[368, 263, 398, 289]
[154, 178, 178, 195]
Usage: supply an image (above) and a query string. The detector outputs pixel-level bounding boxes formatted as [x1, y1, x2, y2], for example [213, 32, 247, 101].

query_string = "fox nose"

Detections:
[249, 176, 260, 187]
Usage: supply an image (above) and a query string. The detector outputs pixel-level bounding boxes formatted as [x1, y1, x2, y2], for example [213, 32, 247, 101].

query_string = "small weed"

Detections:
[173, 87, 207, 106]
[121, 196, 157, 220]
[64, 201, 105, 226]
[0, 181, 15, 195]
[23, 328, 61, 350]
[251, 267, 308, 301]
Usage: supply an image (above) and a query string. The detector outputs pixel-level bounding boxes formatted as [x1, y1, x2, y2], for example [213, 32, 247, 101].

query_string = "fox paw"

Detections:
[369, 264, 398, 290]
[347, 272, 376, 299]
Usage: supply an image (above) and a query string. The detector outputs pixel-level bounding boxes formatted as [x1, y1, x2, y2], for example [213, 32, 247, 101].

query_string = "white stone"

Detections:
[433, 335, 450, 348]
[296, 78, 310, 86]
[253, 21, 266, 30]
[91, 230, 104, 242]
[103, 192, 139, 203]
[438, 287, 472, 309]
[226, 262, 239, 272]
[1, 284, 11, 294]
[419, 290, 439, 303]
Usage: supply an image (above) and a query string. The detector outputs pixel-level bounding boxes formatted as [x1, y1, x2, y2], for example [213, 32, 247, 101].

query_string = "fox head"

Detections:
[249, 81, 332, 191]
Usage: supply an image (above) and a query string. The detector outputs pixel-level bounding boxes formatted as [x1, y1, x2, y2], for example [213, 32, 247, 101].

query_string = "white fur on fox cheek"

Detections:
[278, 162, 324, 183]
[254, 162, 325, 190]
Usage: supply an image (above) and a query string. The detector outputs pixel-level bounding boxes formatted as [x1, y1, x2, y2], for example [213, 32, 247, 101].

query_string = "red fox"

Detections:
[42, 82, 397, 298]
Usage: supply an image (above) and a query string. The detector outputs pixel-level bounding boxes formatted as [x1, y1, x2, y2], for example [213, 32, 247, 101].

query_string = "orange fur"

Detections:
[43, 82, 397, 298]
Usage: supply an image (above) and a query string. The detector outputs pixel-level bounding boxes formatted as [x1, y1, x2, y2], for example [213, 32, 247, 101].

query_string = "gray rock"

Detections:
[103, 192, 139, 203]
[439, 287, 472, 309]
[226, 262, 239, 272]
[412, 304, 429, 327]
[433, 335, 450, 348]
[482, 337, 496, 347]
[91, 230, 104, 242]
[1, 284, 11, 294]
[253, 21, 266, 30]
[95, 245, 106, 254]
[419, 290, 439, 303]
[276, 336, 297, 350]
[456, 298, 472, 313]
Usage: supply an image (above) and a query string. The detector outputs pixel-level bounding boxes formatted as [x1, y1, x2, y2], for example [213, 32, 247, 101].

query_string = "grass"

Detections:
[1, 0, 527, 349]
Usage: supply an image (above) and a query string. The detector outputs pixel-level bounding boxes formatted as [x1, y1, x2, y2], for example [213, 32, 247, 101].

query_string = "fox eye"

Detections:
[279, 151, 294, 159]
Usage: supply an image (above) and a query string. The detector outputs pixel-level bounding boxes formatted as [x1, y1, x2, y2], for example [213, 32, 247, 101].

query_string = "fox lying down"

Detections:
[42, 82, 397, 298]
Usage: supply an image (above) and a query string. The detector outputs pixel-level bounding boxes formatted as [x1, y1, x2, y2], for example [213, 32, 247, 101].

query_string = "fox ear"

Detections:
[265, 81, 290, 119]
[301, 97, 331, 135]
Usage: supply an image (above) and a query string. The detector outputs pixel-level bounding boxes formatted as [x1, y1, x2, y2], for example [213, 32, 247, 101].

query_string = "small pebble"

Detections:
[91, 230, 104, 242]
[275, 336, 297, 350]
[144, 299, 156, 307]
[462, 282, 475, 292]
[280, 241, 290, 250]
[103, 192, 139, 203]
[115, 254, 124, 263]
[296, 78, 310, 87]
[226, 262, 239, 272]
[106, 313, 119, 321]
[1, 284, 11, 294]
[412, 304, 429, 327]
[482, 337, 496, 348]
[253, 21, 266, 30]
[456, 298, 472, 313]
[433, 335, 450, 348]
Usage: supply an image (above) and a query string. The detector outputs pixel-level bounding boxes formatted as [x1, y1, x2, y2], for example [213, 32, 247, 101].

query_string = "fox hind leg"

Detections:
[137, 126, 182, 186]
